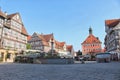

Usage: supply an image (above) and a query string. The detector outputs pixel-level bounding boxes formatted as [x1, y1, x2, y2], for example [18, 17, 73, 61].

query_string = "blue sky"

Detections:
[0, 0, 120, 51]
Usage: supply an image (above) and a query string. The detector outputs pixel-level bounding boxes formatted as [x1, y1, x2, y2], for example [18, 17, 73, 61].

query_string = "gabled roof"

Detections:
[0, 10, 20, 19]
[27, 35, 31, 41]
[21, 25, 28, 36]
[0, 10, 6, 18]
[105, 19, 120, 28]
[66, 45, 73, 51]
[42, 41, 49, 46]
[37, 33, 54, 46]
[7, 13, 18, 19]
[42, 33, 53, 42]
[55, 40, 65, 49]
[30, 32, 74, 50]
[9, 13, 28, 36]
[82, 34, 101, 44]
[59, 42, 65, 47]
[38, 35, 46, 41]
[0, 10, 28, 37]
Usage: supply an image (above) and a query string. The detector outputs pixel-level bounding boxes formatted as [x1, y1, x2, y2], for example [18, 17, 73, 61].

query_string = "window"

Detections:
[7, 53, 11, 59]
[0, 18, 3, 27]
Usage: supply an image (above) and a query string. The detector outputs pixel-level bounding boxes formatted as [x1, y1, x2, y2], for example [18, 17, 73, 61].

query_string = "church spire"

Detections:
[89, 27, 92, 35]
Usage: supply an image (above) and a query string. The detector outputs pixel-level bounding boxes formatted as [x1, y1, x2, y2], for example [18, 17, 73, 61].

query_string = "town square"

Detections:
[0, 0, 120, 80]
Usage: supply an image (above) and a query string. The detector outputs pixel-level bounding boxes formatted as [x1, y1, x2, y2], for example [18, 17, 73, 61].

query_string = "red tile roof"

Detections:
[32, 33, 73, 50]
[37, 33, 54, 46]
[82, 34, 101, 44]
[42, 33, 53, 42]
[27, 35, 31, 41]
[42, 41, 49, 46]
[105, 19, 120, 28]
[21, 25, 28, 36]
[60, 42, 65, 47]
[38, 35, 46, 41]
[55, 40, 65, 49]
[66, 45, 73, 51]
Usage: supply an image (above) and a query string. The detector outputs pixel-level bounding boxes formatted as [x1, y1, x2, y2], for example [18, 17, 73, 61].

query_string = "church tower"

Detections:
[89, 27, 92, 34]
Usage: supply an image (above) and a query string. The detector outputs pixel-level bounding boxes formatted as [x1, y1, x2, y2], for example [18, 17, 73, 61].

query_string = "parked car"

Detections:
[75, 56, 79, 61]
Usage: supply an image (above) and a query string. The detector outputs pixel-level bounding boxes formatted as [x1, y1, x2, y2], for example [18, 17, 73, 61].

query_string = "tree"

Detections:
[26, 43, 31, 49]
[77, 50, 82, 56]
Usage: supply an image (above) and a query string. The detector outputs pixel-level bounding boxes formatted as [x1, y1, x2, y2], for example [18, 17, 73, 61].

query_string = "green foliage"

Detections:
[26, 43, 31, 49]
[77, 50, 82, 56]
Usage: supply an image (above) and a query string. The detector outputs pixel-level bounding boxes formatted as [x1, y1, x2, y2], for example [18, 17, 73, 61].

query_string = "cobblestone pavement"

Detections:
[0, 62, 120, 80]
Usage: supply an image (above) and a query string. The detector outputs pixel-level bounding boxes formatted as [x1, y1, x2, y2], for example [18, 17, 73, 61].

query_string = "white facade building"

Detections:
[105, 19, 120, 60]
[0, 10, 28, 62]
[28, 32, 75, 58]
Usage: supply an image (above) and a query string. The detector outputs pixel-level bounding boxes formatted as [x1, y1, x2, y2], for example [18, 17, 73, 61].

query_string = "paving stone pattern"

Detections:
[0, 62, 120, 80]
